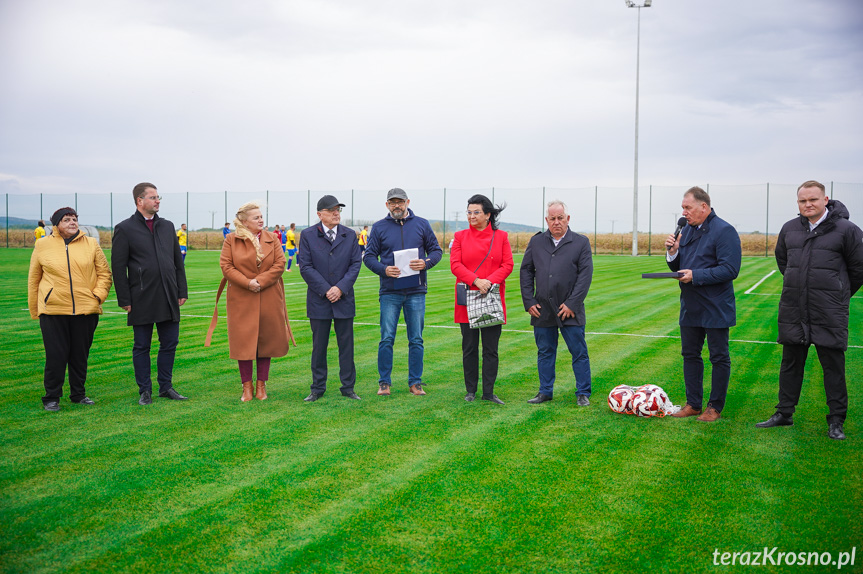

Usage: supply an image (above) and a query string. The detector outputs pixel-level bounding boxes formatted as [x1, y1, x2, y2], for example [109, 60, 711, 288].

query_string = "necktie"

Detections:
[327, 229, 335, 243]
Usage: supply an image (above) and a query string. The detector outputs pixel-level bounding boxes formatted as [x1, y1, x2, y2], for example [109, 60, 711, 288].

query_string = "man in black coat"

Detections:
[112, 183, 189, 405]
[757, 180, 863, 440]
[520, 200, 593, 405]
[298, 195, 363, 402]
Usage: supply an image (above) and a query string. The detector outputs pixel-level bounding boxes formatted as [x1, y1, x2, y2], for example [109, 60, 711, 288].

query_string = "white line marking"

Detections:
[745, 270, 776, 294]
[18, 311, 863, 349]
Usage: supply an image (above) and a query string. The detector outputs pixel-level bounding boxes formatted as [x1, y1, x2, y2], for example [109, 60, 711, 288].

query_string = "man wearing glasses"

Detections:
[298, 195, 363, 402]
[112, 182, 189, 405]
[363, 188, 443, 397]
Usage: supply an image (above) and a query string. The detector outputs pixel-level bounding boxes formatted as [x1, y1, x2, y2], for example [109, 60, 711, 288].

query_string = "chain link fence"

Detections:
[4, 182, 861, 255]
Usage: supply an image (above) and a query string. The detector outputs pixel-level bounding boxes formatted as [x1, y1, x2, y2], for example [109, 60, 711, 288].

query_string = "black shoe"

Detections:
[304, 392, 323, 402]
[159, 388, 188, 400]
[576, 395, 590, 407]
[464, 392, 475, 402]
[755, 412, 793, 428]
[342, 392, 361, 400]
[139, 392, 152, 406]
[72, 397, 95, 405]
[527, 393, 552, 404]
[482, 395, 505, 405]
[43, 401, 60, 412]
[828, 422, 846, 440]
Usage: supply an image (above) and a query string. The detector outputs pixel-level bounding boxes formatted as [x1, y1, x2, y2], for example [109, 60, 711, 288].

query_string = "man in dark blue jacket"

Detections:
[520, 200, 593, 405]
[756, 180, 863, 440]
[298, 195, 363, 402]
[665, 187, 741, 422]
[363, 188, 443, 396]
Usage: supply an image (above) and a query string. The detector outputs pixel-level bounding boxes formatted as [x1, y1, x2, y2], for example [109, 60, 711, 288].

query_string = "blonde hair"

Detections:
[233, 201, 264, 264]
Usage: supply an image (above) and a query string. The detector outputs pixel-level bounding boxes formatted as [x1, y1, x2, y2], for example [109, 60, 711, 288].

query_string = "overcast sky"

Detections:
[1, 0, 862, 204]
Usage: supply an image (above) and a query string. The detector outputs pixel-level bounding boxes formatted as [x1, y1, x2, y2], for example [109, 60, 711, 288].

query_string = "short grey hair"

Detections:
[547, 199, 568, 216]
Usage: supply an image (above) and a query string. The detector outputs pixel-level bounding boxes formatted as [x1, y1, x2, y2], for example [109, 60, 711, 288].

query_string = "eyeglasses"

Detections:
[143, 195, 162, 201]
[466, 210, 485, 216]
[387, 200, 406, 206]
[323, 207, 343, 213]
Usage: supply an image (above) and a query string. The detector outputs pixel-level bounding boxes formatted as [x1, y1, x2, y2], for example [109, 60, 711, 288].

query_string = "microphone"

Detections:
[667, 217, 687, 251]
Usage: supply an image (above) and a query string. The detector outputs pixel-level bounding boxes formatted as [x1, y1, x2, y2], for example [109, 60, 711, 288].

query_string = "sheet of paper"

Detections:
[394, 248, 419, 277]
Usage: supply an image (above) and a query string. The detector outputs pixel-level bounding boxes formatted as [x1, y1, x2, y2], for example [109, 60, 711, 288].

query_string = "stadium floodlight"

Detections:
[625, 0, 652, 256]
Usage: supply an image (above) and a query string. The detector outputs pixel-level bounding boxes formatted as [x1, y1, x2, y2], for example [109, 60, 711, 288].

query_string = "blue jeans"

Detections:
[378, 292, 425, 387]
[534, 325, 591, 397]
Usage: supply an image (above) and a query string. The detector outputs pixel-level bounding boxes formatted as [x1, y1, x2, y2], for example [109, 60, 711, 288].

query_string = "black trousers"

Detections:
[309, 317, 356, 395]
[460, 323, 502, 398]
[777, 344, 847, 424]
[680, 325, 730, 412]
[132, 321, 180, 395]
[40, 314, 99, 404]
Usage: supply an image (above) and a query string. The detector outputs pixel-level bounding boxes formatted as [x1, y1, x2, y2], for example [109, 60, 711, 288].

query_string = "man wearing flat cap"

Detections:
[363, 188, 442, 397]
[298, 195, 363, 401]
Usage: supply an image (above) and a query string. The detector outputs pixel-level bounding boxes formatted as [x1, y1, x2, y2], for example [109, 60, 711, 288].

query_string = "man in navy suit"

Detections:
[665, 187, 741, 422]
[298, 195, 363, 401]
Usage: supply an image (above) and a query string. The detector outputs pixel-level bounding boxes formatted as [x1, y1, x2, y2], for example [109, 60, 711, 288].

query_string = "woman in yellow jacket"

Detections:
[28, 208, 112, 411]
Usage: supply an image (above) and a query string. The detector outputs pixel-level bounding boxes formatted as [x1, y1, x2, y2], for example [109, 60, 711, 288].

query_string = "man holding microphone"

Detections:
[665, 186, 741, 422]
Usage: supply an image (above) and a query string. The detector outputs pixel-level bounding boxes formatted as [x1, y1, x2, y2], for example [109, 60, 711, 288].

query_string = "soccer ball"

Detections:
[631, 385, 675, 417]
[607, 385, 636, 414]
[631, 389, 658, 417]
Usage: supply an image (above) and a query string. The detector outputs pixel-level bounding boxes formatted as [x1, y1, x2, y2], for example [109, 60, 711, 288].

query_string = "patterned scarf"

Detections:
[233, 218, 264, 265]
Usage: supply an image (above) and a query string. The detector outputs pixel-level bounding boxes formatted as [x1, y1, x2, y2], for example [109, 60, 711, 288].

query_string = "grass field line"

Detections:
[18, 308, 860, 349]
[744, 269, 777, 294]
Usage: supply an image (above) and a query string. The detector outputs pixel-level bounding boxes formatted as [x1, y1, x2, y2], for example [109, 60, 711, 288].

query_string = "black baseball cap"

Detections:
[317, 195, 345, 211]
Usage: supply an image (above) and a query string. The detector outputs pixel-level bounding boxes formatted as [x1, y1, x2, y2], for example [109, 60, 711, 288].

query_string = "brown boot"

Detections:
[255, 380, 268, 401]
[671, 404, 702, 418]
[241, 381, 254, 402]
[697, 406, 721, 422]
[409, 384, 426, 396]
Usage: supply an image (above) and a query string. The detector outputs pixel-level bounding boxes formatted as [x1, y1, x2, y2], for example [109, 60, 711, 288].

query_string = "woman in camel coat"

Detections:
[215, 201, 294, 401]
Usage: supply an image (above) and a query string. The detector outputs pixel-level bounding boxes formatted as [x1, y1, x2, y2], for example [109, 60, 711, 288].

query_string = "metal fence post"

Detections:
[266, 189, 269, 225]
[765, 182, 770, 257]
[648, 184, 652, 256]
[442, 188, 447, 252]
[5, 194, 8, 248]
[307, 190, 311, 227]
[351, 189, 354, 227]
[594, 186, 598, 256]
[224, 191, 228, 229]
[541, 186, 545, 231]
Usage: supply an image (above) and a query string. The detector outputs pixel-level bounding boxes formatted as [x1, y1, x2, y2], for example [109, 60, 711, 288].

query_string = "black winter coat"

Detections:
[776, 200, 863, 350]
[112, 211, 188, 326]
[520, 229, 593, 327]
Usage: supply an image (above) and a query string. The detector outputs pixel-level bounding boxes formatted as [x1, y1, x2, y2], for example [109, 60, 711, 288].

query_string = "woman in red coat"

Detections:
[450, 194, 514, 404]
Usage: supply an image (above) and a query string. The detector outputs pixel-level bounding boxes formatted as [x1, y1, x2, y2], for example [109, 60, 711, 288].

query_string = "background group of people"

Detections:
[26, 181, 862, 441]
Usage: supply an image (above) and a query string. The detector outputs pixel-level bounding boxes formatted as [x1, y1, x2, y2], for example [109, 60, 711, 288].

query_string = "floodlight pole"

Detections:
[627, 0, 651, 256]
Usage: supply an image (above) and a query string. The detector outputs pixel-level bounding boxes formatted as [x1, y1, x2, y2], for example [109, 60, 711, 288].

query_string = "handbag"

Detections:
[455, 231, 495, 307]
[466, 283, 504, 329]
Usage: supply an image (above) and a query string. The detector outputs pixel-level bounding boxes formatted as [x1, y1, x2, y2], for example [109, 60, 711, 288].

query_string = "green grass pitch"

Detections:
[1, 248, 860, 573]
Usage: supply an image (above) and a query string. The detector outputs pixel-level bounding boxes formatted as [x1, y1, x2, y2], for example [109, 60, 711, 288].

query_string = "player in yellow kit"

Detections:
[34, 220, 47, 240]
[177, 223, 188, 262]
[285, 222, 297, 271]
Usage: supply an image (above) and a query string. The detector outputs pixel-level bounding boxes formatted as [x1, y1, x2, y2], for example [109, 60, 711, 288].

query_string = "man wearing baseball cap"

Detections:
[298, 195, 363, 401]
[363, 188, 442, 396]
